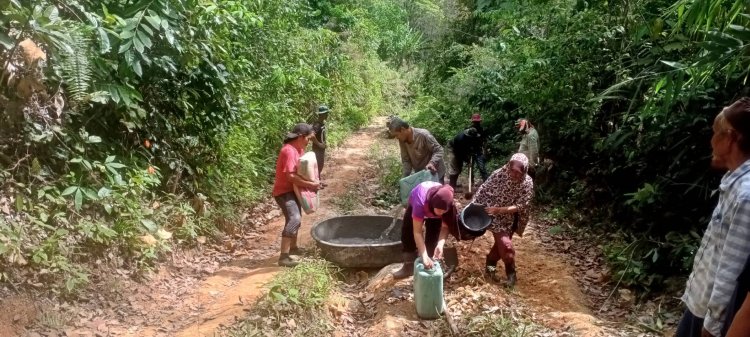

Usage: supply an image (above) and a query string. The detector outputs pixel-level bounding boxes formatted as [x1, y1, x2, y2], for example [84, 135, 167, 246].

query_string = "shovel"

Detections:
[464, 157, 474, 200]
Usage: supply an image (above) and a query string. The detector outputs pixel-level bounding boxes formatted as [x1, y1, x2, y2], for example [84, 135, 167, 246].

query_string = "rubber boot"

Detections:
[505, 262, 517, 287]
[278, 253, 299, 267]
[393, 252, 417, 279]
[289, 246, 306, 257]
[484, 256, 502, 283]
[448, 174, 459, 189]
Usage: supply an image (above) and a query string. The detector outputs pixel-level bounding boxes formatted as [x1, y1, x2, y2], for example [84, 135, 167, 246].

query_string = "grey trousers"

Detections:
[274, 192, 302, 238]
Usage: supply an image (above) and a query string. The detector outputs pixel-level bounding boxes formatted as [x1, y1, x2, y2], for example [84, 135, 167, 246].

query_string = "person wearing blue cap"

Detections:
[312, 105, 329, 177]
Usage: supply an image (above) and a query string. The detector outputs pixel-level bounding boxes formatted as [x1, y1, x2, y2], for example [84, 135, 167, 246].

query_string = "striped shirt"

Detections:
[682, 159, 750, 336]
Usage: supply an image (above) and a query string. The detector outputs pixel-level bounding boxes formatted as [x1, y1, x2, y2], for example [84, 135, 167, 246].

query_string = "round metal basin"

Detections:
[311, 215, 403, 268]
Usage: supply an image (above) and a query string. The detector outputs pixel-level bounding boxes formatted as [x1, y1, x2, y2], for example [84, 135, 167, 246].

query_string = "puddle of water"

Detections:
[377, 217, 398, 241]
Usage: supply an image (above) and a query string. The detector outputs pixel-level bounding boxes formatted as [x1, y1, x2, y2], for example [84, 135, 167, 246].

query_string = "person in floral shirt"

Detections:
[471, 153, 534, 286]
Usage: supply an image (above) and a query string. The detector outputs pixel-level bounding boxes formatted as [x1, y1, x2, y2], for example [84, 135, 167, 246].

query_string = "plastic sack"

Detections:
[399, 170, 439, 206]
[294, 152, 320, 214]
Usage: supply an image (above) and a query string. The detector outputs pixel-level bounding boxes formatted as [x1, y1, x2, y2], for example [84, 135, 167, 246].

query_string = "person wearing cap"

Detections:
[272, 123, 321, 267]
[311, 105, 329, 177]
[446, 126, 488, 189]
[517, 118, 540, 177]
[388, 117, 445, 182]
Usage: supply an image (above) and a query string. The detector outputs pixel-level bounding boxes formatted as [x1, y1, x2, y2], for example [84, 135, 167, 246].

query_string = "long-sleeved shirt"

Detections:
[472, 163, 533, 236]
[682, 159, 750, 336]
[450, 130, 483, 159]
[518, 128, 539, 166]
[399, 128, 445, 178]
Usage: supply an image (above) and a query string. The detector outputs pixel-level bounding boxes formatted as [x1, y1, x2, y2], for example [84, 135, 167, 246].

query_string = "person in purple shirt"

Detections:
[392, 181, 457, 279]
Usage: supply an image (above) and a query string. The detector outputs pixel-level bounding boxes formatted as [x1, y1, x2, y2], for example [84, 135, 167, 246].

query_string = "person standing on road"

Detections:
[272, 123, 320, 267]
[389, 117, 446, 183]
[517, 118, 540, 178]
[446, 127, 487, 188]
[469, 114, 489, 181]
[676, 97, 750, 337]
[471, 153, 534, 287]
[311, 105, 329, 178]
[392, 181, 457, 279]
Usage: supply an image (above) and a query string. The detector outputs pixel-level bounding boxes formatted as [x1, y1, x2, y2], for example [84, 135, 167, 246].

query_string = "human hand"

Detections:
[421, 253, 434, 269]
[433, 245, 444, 260]
[485, 206, 504, 216]
[308, 181, 321, 191]
[426, 163, 437, 173]
[701, 328, 714, 337]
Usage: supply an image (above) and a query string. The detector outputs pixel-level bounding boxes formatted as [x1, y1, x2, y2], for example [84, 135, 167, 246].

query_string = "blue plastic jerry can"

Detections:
[413, 257, 445, 319]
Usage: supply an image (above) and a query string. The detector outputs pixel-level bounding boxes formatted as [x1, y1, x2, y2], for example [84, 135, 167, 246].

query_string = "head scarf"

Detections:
[428, 185, 454, 212]
[423, 185, 457, 228]
[471, 152, 534, 236]
[508, 153, 529, 174]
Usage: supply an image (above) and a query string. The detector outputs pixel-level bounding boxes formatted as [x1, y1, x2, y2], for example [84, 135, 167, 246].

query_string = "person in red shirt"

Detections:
[272, 123, 320, 267]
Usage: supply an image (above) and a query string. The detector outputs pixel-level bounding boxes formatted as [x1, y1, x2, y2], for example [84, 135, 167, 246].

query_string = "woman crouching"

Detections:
[472, 153, 534, 286]
[392, 181, 457, 278]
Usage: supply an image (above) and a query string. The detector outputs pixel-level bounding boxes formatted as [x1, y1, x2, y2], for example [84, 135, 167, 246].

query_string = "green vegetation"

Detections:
[229, 258, 338, 337]
[2, 0, 748, 297]
[369, 142, 402, 208]
[402, 0, 750, 291]
[0, 0, 419, 292]
[465, 313, 538, 337]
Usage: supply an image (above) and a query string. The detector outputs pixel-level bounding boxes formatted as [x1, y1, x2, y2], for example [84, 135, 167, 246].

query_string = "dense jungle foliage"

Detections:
[0, 0, 417, 291]
[2, 0, 750, 295]
[408, 0, 750, 290]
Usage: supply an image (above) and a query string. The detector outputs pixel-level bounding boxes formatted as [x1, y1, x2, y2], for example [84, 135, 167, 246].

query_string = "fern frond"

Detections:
[59, 27, 93, 104]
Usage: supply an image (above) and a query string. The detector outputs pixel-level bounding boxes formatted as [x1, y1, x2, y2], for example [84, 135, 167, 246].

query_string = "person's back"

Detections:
[452, 129, 482, 156]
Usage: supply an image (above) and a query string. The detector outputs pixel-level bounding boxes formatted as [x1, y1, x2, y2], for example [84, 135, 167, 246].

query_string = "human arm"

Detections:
[433, 223, 450, 260]
[704, 198, 750, 336]
[518, 134, 528, 154]
[529, 131, 540, 165]
[400, 141, 413, 177]
[412, 217, 434, 269]
[286, 172, 320, 190]
[425, 132, 443, 173]
[727, 293, 750, 337]
[312, 136, 326, 150]
[486, 206, 519, 215]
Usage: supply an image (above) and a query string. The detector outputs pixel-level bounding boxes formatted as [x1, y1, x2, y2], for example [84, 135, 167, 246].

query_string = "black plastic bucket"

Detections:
[460, 203, 491, 236]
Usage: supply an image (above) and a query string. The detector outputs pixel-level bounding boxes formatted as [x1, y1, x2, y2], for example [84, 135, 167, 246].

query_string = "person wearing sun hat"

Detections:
[517, 118, 539, 178]
[272, 123, 320, 267]
[311, 105, 329, 177]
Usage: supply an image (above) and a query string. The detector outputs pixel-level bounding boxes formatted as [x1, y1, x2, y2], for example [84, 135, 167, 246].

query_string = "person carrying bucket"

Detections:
[392, 181, 457, 279]
[471, 153, 534, 286]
